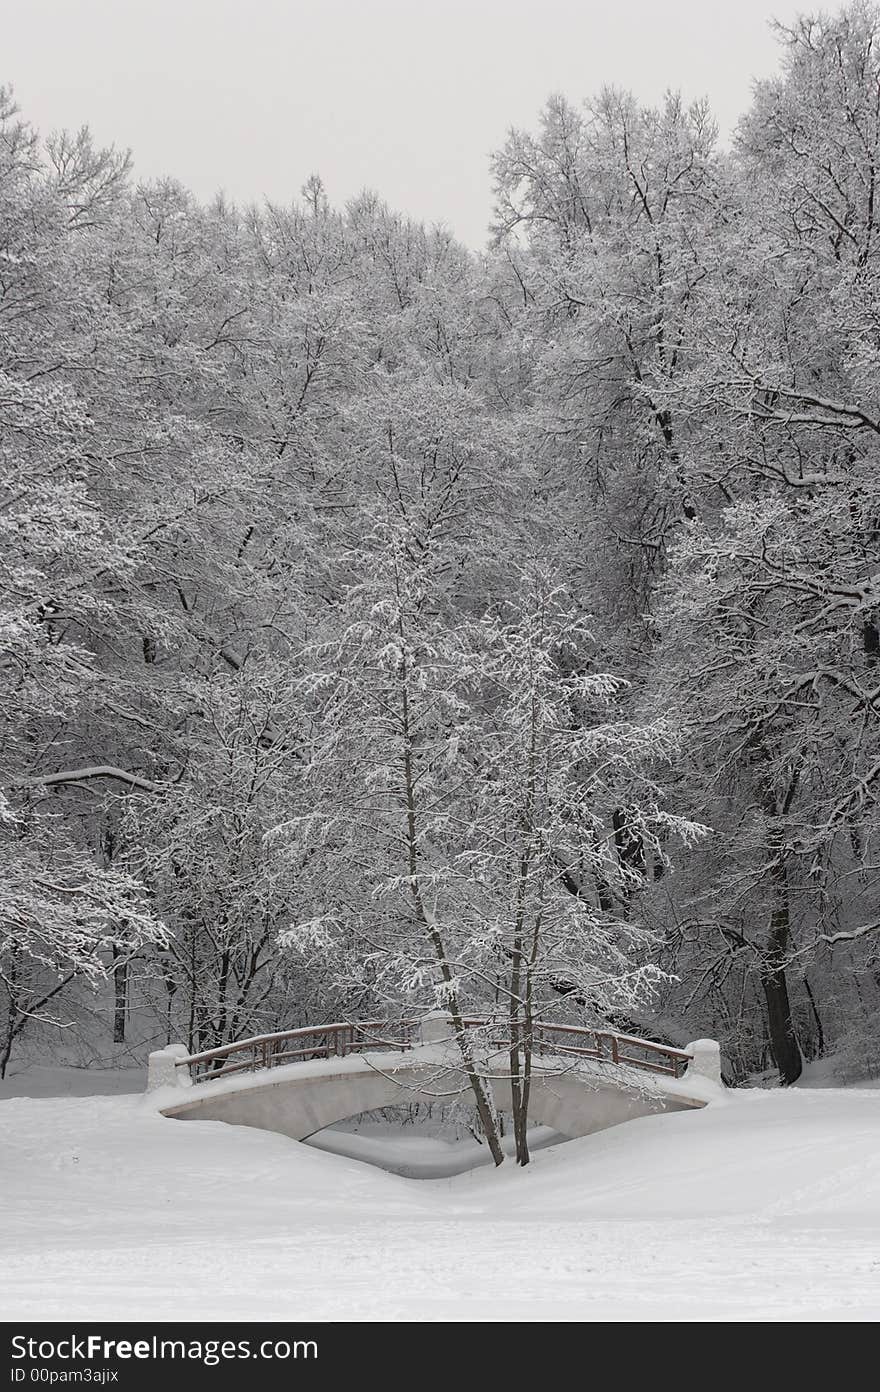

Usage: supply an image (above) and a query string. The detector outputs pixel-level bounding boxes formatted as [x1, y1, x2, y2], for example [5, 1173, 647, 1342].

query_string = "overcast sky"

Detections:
[3, 0, 804, 248]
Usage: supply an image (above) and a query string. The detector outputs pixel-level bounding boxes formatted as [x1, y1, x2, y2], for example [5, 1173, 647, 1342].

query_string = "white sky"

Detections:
[2, 0, 805, 248]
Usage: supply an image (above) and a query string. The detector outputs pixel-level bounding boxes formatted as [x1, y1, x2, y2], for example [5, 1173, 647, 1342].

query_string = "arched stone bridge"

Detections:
[147, 1014, 723, 1144]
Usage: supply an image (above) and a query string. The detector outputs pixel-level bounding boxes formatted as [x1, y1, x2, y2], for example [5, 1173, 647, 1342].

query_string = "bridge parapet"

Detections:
[147, 1015, 711, 1094]
[146, 1043, 192, 1092]
[684, 1038, 723, 1086]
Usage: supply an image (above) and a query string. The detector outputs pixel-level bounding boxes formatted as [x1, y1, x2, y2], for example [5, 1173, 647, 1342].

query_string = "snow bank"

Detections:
[0, 1063, 145, 1099]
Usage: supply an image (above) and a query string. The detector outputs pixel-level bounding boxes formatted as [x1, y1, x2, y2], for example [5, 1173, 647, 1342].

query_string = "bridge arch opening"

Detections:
[303, 1099, 570, 1179]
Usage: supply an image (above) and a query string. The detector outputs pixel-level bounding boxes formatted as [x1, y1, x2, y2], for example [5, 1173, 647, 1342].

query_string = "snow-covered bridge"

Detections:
[147, 1014, 723, 1143]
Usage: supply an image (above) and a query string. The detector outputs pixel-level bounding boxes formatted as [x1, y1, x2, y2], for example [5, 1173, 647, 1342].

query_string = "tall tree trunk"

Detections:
[1, 994, 15, 1080]
[762, 968, 802, 1084]
[397, 615, 506, 1165]
[762, 854, 802, 1085]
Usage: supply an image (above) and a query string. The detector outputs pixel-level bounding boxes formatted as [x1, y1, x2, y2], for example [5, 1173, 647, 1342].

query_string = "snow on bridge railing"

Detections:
[169, 1017, 693, 1086]
[480, 1022, 693, 1078]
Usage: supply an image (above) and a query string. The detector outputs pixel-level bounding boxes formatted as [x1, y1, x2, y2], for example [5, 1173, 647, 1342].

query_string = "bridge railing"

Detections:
[461, 1020, 691, 1079]
[176, 1019, 418, 1084]
[175, 1016, 692, 1084]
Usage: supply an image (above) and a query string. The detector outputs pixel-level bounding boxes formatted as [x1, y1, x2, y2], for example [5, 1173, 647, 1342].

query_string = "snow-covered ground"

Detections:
[2, 1068, 879, 1321]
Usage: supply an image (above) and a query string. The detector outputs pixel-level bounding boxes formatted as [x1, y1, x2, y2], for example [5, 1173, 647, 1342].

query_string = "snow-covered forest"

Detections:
[5, 2, 880, 1096]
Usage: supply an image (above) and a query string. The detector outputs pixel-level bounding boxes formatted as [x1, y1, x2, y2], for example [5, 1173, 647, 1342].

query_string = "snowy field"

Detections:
[2, 1070, 880, 1322]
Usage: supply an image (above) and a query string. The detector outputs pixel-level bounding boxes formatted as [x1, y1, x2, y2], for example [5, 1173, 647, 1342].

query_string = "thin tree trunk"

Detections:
[509, 844, 528, 1166]
[520, 896, 546, 1170]
[112, 946, 127, 1044]
[101, 828, 127, 1043]
[803, 975, 825, 1057]
[510, 672, 541, 1166]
